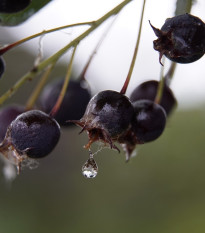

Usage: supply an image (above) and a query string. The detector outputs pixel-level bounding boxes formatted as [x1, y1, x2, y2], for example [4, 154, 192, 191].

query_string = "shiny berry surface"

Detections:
[0, 105, 25, 142]
[6, 110, 60, 158]
[132, 100, 166, 143]
[39, 79, 91, 126]
[130, 80, 177, 115]
[150, 13, 205, 63]
[0, 0, 31, 13]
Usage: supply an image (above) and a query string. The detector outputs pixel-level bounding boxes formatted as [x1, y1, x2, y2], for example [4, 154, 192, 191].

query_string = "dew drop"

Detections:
[82, 150, 98, 178]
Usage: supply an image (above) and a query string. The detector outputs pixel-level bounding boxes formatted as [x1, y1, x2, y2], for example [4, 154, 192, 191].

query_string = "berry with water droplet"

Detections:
[150, 13, 205, 64]
[130, 80, 177, 115]
[3, 110, 60, 159]
[39, 79, 91, 126]
[0, 105, 25, 142]
[0, 0, 31, 13]
[71, 90, 134, 151]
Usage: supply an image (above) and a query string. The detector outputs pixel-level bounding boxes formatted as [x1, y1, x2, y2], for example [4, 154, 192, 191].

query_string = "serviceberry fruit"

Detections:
[0, 56, 5, 79]
[3, 110, 60, 158]
[150, 13, 205, 64]
[71, 90, 134, 150]
[130, 80, 177, 115]
[131, 99, 166, 143]
[0, 105, 25, 142]
[39, 79, 91, 126]
[0, 0, 31, 13]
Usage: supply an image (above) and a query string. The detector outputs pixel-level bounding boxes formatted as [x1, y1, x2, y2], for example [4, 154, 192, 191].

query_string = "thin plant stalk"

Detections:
[50, 45, 78, 117]
[25, 62, 56, 110]
[0, 0, 132, 106]
[120, 0, 146, 94]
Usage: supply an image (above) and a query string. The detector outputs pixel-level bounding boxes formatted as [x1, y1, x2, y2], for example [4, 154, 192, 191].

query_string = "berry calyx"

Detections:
[39, 79, 91, 126]
[150, 13, 205, 64]
[130, 80, 177, 115]
[71, 90, 134, 151]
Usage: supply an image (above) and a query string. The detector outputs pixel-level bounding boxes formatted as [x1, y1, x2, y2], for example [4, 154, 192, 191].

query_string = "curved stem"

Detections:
[25, 62, 56, 110]
[0, 22, 93, 56]
[50, 45, 78, 117]
[0, 0, 133, 106]
[120, 0, 146, 94]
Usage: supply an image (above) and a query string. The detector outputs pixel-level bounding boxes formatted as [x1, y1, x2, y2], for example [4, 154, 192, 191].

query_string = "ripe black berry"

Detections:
[39, 79, 91, 126]
[130, 80, 177, 115]
[0, 105, 25, 142]
[72, 90, 134, 150]
[131, 99, 166, 143]
[0, 0, 31, 13]
[4, 110, 60, 158]
[0, 56, 5, 79]
[150, 13, 205, 63]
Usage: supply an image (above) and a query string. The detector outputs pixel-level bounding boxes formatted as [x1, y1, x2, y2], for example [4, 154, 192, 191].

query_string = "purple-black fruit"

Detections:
[0, 0, 31, 13]
[4, 110, 60, 158]
[0, 105, 25, 142]
[72, 90, 134, 150]
[39, 79, 91, 126]
[130, 80, 177, 115]
[0, 57, 5, 79]
[150, 13, 205, 64]
[132, 99, 166, 143]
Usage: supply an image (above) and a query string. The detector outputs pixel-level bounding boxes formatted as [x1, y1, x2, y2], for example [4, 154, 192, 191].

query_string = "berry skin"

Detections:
[0, 105, 25, 143]
[130, 80, 177, 115]
[150, 13, 205, 64]
[131, 99, 166, 143]
[39, 79, 91, 126]
[0, 0, 31, 13]
[118, 99, 166, 160]
[0, 57, 5, 79]
[71, 90, 134, 150]
[4, 110, 60, 158]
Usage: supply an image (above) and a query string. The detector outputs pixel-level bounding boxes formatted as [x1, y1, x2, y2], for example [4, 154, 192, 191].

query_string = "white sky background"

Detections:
[3, 0, 205, 109]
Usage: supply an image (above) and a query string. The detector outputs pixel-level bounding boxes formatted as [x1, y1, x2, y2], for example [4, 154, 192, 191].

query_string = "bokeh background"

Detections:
[1, 0, 205, 233]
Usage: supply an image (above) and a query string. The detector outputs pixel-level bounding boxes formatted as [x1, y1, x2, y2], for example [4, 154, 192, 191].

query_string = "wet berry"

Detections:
[150, 13, 205, 64]
[0, 105, 25, 142]
[39, 79, 91, 126]
[71, 90, 134, 150]
[130, 80, 177, 115]
[4, 110, 60, 158]
[131, 99, 166, 143]
[0, 57, 5, 79]
[0, 0, 31, 13]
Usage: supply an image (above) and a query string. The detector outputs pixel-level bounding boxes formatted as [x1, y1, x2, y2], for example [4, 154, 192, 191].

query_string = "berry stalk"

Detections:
[0, 0, 133, 106]
[50, 45, 78, 117]
[120, 0, 146, 95]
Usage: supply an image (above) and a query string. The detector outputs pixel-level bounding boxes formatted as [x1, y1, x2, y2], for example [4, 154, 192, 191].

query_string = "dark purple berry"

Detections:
[0, 56, 5, 79]
[130, 80, 177, 115]
[39, 79, 91, 126]
[5, 110, 60, 158]
[72, 90, 134, 150]
[150, 13, 205, 64]
[131, 99, 166, 143]
[0, 0, 31, 13]
[0, 105, 25, 142]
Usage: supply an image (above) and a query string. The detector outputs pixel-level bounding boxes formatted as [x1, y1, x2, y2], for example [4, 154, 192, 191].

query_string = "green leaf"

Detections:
[0, 0, 52, 26]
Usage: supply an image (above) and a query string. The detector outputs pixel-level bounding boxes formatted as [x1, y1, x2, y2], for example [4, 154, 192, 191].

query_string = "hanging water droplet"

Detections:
[82, 150, 98, 178]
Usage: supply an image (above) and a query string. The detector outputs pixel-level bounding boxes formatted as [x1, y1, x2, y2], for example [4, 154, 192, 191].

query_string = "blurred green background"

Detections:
[1, 1, 205, 232]
[0, 46, 205, 233]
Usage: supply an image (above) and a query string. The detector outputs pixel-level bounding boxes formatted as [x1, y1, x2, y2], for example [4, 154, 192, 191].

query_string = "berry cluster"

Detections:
[0, 1, 205, 180]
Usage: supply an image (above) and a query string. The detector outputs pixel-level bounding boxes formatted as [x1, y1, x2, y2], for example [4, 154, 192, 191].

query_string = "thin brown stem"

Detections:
[120, 0, 146, 94]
